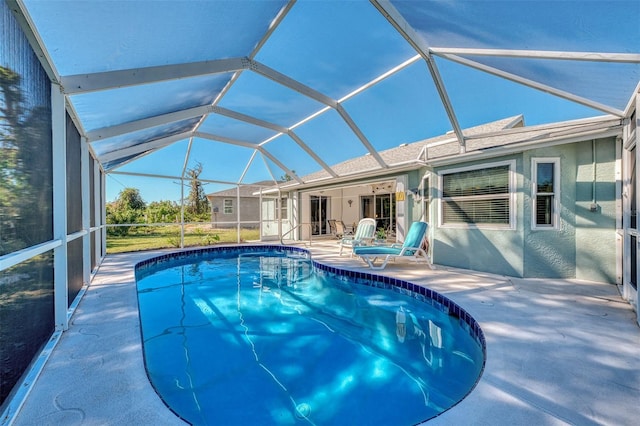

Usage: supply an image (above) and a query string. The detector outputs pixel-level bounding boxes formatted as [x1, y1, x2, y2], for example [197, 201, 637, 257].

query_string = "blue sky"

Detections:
[46, 0, 633, 204]
[105, 65, 604, 204]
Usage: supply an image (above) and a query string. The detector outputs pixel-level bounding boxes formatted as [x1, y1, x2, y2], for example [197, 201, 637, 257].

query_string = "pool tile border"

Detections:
[311, 258, 486, 353]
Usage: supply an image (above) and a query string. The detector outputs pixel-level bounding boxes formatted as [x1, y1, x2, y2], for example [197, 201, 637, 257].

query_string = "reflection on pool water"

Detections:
[135, 246, 485, 425]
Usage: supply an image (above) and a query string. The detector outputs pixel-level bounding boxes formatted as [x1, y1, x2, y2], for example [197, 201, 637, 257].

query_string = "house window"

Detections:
[440, 161, 514, 227]
[280, 198, 288, 220]
[223, 199, 233, 214]
[532, 158, 559, 229]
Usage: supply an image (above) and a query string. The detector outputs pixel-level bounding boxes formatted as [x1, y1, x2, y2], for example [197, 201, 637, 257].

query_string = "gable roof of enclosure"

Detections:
[10, 0, 640, 196]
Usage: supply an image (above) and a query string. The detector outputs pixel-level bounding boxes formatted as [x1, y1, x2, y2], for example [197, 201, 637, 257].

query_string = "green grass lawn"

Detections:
[106, 225, 261, 254]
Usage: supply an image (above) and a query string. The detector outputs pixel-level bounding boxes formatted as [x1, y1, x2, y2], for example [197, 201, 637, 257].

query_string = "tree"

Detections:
[115, 187, 145, 211]
[280, 170, 296, 182]
[146, 200, 180, 223]
[0, 66, 22, 253]
[106, 188, 146, 236]
[185, 162, 209, 219]
[0, 65, 52, 255]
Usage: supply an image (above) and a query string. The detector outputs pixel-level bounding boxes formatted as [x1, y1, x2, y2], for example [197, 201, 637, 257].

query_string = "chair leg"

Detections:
[416, 249, 434, 269]
[369, 255, 391, 270]
[361, 255, 389, 269]
[360, 255, 374, 268]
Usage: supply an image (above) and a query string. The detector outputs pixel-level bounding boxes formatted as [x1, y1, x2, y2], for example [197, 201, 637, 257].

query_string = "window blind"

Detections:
[442, 165, 510, 225]
[442, 165, 509, 197]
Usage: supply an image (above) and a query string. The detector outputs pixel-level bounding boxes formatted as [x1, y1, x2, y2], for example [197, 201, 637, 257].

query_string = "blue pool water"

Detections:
[135, 246, 485, 425]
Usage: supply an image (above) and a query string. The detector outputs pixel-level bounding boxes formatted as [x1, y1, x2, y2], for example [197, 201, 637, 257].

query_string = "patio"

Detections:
[11, 242, 640, 425]
[2, 0, 640, 423]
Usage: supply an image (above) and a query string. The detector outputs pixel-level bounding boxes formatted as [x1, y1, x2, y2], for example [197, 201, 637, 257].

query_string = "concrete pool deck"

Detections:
[10, 242, 640, 425]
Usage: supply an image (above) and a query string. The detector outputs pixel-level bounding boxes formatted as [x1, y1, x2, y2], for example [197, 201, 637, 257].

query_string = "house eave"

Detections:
[426, 125, 623, 168]
[257, 161, 426, 194]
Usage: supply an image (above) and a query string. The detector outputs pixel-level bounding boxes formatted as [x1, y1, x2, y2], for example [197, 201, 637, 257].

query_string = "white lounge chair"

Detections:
[338, 218, 376, 256]
[353, 221, 431, 269]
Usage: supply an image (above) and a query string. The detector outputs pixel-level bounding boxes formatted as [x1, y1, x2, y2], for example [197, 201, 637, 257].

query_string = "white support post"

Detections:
[259, 190, 263, 242]
[51, 83, 68, 331]
[277, 189, 282, 240]
[636, 91, 640, 323]
[292, 191, 299, 241]
[101, 170, 106, 259]
[93, 161, 101, 265]
[236, 185, 241, 243]
[81, 137, 90, 285]
[180, 178, 185, 248]
[179, 138, 193, 250]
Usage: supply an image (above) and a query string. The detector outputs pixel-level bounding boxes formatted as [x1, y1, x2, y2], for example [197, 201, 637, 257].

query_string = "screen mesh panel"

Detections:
[0, 3, 55, 406]
[67, 113, 82, 233]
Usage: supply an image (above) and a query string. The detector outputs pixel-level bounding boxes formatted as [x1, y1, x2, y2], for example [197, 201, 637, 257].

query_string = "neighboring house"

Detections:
[206, 180, 288, 232]
[270, 114, 623, 285]
[206, 183, 265, 229]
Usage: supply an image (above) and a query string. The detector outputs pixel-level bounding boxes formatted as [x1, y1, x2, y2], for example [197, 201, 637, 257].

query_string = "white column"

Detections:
[395, 175, 408, 241]
[636, 91, 640, 324]
[51, 83, 68, 331]
[81, 137, 90, 284]
[292, 191, 299, 241]
[101, 169, 106, 258]
[180, 177, 185, 248]
[277, 189, 282, 240]
[236, 185, 241, 243]
[94, 161, 101, 265]
[259, 190, 263, 242]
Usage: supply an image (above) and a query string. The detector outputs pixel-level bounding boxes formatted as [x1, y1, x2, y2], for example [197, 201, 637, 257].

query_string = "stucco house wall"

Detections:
[573, 137, 618, 283]
[521, 137, 617, 283]
[431, 154, 525, 277]
[521, 144, 578, 279]
[430, 136, 618, 282]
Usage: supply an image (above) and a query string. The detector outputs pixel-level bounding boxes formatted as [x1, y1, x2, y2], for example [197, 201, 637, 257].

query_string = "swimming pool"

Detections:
[135, 246, 485, 425]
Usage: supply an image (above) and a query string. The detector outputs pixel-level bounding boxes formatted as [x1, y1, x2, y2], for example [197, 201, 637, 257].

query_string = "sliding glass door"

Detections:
[361, 193, 395, 232]
[310, 195, 329, 236]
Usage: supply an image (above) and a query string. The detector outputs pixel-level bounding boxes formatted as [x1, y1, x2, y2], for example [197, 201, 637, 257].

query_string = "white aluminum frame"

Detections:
[622, 90, 639, 323]
[81, 137, 91, 286]
[52, 83, 68, 332]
